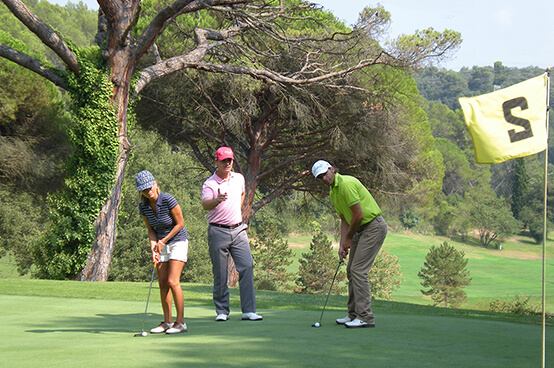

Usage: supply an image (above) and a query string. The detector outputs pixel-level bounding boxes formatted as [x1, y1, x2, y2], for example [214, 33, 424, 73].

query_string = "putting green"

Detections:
[1, 295, 551, 367]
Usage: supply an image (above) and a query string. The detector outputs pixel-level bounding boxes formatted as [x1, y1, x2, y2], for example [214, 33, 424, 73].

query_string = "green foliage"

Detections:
[415, 67, 469, 110]
[110, 127, 211, 283]
[390, 28, 461, 69]
[135, 4, 447, 224]
[0, 57, 70, 193]
[511, 158, 530, 220]
[518, 169, 554, 244]
[367, 249, 403, 300]
[251, 220, 294, 291]
[419, 98, 471, 150]
[489, 295, 543, 317]
[466, 66, 494, 95]
[470, 194, 520, 247]
[0, 0, 96, 68]
[250, 192, 335, 236]
[400, 210, 420, 229]
[418, 241, 471, 308]
[33, 48, 120, 279]
[431, 200, 455, 236]
[0, 188, 49, 274]
[332, 66, 444, 212]
[434, 138, 471, 196]
[296, 226, 345, 294]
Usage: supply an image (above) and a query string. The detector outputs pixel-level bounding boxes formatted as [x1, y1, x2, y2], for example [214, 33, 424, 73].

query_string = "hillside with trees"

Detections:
[414, 63, 553, 245]
[0, 0, 551, 289]
[0, 0, 461, 281]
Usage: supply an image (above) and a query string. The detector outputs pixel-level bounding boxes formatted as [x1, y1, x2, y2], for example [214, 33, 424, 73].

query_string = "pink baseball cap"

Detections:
[216, 147, 234, 160]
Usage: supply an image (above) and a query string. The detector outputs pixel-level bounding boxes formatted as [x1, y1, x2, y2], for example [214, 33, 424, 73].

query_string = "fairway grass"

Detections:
[1, 231, 553, 367]
[286, 232, 554, 311]
[2, 293, 552, 368]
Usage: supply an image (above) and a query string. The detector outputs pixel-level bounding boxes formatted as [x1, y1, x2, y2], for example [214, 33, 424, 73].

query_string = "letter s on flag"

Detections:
[459, 73, 548, 164]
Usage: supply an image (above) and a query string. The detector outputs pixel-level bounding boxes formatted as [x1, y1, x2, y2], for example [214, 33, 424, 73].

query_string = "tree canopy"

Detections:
[0, 0, 460, 280]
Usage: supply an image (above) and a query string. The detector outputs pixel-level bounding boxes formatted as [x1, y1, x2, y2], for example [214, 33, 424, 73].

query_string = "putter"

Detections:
[134, 262, 157, 337]
[312, 256, 343, 328]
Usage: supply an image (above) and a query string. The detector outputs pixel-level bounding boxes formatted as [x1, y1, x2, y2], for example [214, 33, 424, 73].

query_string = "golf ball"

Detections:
[314, 322, 320, 327]
[141, 331, 147, 337]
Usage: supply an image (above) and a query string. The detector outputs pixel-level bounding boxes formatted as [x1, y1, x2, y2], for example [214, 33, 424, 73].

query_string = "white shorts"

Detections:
[159, 240, 188, 263]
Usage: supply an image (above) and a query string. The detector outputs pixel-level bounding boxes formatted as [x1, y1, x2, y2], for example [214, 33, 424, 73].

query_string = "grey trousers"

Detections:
[207, 223, 256, 315]
[346, 215, 387, 323]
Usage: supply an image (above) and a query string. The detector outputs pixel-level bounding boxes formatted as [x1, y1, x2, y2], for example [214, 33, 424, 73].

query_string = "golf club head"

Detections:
[134, 331, 147, 337]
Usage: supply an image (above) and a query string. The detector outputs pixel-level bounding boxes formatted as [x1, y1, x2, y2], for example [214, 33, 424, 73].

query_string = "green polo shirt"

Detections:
[329, 173, 382, 226]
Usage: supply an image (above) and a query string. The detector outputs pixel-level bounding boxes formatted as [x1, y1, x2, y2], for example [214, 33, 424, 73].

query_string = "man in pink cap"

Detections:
[201, 147, 262, 322]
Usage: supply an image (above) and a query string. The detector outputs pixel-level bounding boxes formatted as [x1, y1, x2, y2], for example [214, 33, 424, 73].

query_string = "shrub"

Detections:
[489, 295, 544, 316]
[400, 210, 421, 229]
[368, 249, 403, 300]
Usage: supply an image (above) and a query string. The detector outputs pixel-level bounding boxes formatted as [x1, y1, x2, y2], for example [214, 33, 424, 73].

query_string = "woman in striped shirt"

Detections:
[136, 170, 189, 335]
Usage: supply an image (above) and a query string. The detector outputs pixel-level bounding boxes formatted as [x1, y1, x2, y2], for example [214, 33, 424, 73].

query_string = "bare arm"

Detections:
[141, 215, 160, 263]
[141, 204, 185, 260]
[202, 188, 227, 210]
[159, 204, 185, 248]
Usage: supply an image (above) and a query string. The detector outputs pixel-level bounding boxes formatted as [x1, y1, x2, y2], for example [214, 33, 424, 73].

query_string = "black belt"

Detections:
[209, 222, 243, 229]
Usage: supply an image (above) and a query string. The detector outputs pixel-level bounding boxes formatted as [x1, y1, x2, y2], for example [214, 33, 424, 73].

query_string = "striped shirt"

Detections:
[139, 192, 188, 243]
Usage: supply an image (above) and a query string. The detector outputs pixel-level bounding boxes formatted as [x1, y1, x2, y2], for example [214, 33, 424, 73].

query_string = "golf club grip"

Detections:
[153, 251, 160, 267]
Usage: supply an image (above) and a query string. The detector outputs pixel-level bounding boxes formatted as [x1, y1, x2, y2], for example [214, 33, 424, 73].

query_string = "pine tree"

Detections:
[296, 223, 345, 294]
[250, 220, 293, 291]
[418, 241, 472, 307]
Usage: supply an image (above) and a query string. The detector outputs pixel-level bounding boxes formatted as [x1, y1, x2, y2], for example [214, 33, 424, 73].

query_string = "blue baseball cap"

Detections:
[135, 170, 156, 191]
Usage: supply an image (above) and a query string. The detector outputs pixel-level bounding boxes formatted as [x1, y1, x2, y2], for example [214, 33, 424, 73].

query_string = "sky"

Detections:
[51, 0, 553, 71]
[316, 0, 553, 71]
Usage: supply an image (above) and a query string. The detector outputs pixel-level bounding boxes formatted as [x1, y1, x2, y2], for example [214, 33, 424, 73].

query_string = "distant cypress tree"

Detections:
[511, 157, 529, 221]
[418, 241, 471, 308]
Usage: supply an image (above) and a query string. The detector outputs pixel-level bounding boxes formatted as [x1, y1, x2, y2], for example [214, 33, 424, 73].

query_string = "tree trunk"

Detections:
[78, 149, 129, 281]
[79, 1, 138, 281]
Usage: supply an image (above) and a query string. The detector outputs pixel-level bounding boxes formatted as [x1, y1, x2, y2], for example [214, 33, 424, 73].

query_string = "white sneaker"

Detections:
[150, 321, 173, 334]
[344, 318, 375, 328]
[166, 322, 187, 334]
[335, 316, 352, 325]
[215, 314, 229, 321]
[241, 312, 263, 321]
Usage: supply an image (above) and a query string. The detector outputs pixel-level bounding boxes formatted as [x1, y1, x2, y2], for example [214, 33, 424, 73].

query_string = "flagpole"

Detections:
[541, 68, 550, 368]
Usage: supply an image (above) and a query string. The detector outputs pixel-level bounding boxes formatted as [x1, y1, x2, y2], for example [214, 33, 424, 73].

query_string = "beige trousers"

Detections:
[346, 215, 387, 322]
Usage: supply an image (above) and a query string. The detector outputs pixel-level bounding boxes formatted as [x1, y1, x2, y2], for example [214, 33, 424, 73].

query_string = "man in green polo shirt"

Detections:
[311, 160, 387, 328]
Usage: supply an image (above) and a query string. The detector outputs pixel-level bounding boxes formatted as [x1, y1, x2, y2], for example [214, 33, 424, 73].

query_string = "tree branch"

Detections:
[136, 50, 390, 94]
[132, 0, 249, 65]
[1, 0, 80, 75]
[0, 44, 67, 88]
[135, 25, 243, 94]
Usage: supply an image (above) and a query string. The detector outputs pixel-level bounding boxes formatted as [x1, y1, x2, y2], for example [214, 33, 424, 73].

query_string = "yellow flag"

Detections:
[459, 73, 548, 164]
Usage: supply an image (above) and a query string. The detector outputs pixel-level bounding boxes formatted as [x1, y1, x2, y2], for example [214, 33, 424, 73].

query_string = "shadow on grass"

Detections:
[16, 300, 552, 368]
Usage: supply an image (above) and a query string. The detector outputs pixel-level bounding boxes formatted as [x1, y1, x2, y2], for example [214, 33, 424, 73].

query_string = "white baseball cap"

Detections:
[311, 160, 332, 178]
